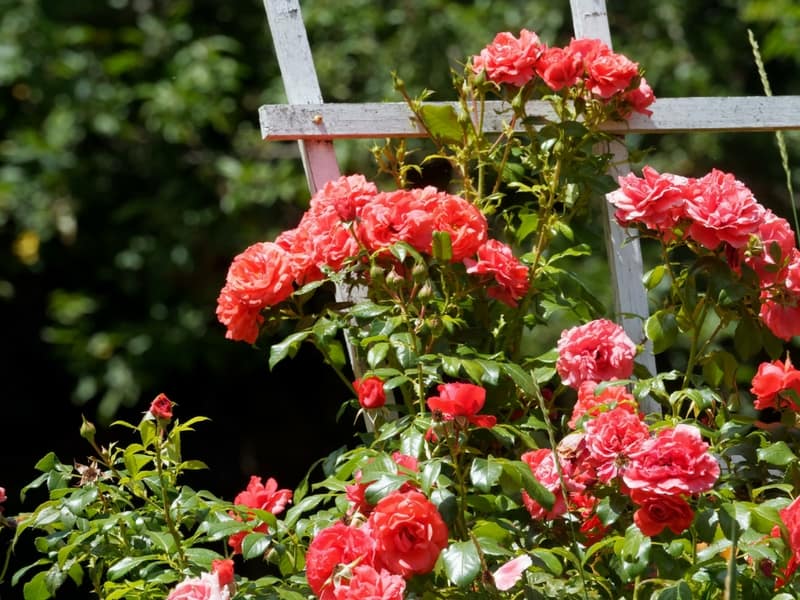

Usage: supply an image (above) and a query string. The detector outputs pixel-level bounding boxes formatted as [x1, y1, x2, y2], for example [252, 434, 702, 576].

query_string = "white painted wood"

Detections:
[263, 0, 340, 194]
[259, 96, 800, 140]
[264, 0, 370, 391]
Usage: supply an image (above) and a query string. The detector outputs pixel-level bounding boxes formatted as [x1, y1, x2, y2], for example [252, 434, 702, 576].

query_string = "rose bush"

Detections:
[2, 25, 800, 600]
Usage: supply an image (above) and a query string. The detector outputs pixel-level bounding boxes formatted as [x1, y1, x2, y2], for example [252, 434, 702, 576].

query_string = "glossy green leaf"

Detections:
[441, 541, 481, 587]
[470, 457, 502, 493]
[419, 103, 462, 144]
[757, 440, 797, 465]
[645, 309, 679, 354]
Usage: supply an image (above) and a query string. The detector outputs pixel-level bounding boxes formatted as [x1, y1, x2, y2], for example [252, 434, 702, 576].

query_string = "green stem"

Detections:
[153, 430, 187, 567]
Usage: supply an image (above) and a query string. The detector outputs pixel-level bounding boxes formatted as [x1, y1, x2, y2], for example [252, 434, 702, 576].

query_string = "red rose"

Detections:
[357, 189, 437, 257]
[742, 210, 796, 285]
[535, 46, 582, 91]
[426, 382, 496, 428]
[631, 490, 694, 537]
[623, 424, 720, 496]
[750, 355, 800, 412]
[211, 558, 235, 587]
[354, 376, 386, 409]
[149, 393, 173, 421]
[624, 77, 656, 116]
[556, 319, 637, 388]
[306, 522, 376, 600]
[464, 239, 531, 307]
[759, 292, 800, 342]
[222, 241, 296, 307]
[568, 381, 638, 429]
[332, 565, 406, 600]
[780, 495, 800, 557]
[585, 49, 639, 98]
[366, 490, 449, 578]
[471, 29, 544, 87]
[228, 476, 292, 555]
[427, 188, 488, 262]
[215, 288, 264, 344]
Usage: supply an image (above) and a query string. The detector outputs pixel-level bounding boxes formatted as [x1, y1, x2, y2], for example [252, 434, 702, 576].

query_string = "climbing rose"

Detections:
[332, 565, 406, 600]
[759, 291, 800, 341]
[211, 559, 235, 588]
[472, 29, 544, 87]
[464, 239, 531, 307]
[427, 187, 488, 261]
[366, 490, 449, 578]
[623, 424, 720, 496]
[149, 392, 173, 421]
[584, 406, 650, 483]
[684, 168, 764, 250]
[306, 522, 376, 600]
[520, 448, 569, 519]
[535, 45, 582, 91]
[556, 319, 637, 388]
[630, 490, 695, 537]
[166, 571, 230, 600]
[750, 355, 800, 412]
[493, 554, 533, 591]
[228, 476, 292, 555]
[741, 209, 796, 285]
[606, 165, 688, 234]
[624, 77, 656, 116]
[426, 382, 496, 428]
[780, 496, 800, 560]
[568, 381, 639, 429]
[584, 44, 640, 98]
[346, 453, 419, 517]
[354, 376, 386, 409]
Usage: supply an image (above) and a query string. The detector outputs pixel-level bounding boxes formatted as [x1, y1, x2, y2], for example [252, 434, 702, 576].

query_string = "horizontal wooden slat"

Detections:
[260, 96, 800, 140]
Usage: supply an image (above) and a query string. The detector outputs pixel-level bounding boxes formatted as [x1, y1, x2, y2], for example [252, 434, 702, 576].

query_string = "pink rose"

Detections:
[742, 209, 796, 285]
[427, 188, 488, 261]
[228, 476, 292, 555]
[464, 239, 531, 307]
[684, 168, 765, 250]
[585, 48, 640, 98]
[520, 449, 569, 519]
[426, 382, 497, 428]
[750, 355, 800, 412]
[492, 554, 532, 591]
[366, 490, 449, 578]
[357, 189, 437, 256]
[166, 571, 230, 600]
[214, 288, 265, 344]
[332, 565, 406, 600]
[759, 290, 800, 341]
[221, 241, 296, 307]
[623, 424, 720, 496]
[630, 490, 695, 537]
[309, 173, 378, 223]
[556, 319, 637, 388]
[624, 77, 656, 116]
[568, 381, 638, 429]
[306, 522, 377, 600]
[606, 165, 688, 234]
[148, 392, 173, 421]
[354, 376, 387, 409]
[584, 406, 650, 483]
[472, 29, 544, 87]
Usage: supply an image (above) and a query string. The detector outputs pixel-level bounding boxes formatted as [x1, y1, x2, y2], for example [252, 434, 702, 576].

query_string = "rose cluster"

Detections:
[216, 174, 531, 344]
[305, 489, 448, 600]
[471, 29, 655, 117]
[608, 165, 800, 340]
[518, 318, 722, 539]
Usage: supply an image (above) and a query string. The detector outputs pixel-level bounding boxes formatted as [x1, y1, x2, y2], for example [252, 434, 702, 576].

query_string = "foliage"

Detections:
[4, 19, 800, 600]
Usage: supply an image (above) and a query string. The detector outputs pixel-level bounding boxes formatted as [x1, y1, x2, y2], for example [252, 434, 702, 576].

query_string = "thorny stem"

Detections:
[153, 429, 187, 567]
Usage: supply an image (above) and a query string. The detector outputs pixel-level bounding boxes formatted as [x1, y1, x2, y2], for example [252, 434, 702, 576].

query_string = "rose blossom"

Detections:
[346, 452, 419, 517]
[535, 46, 582, 91]
[568, 381, 639, 429]
[309, 173, 378, 223]
[306, 522, 377, 600]
[471, 29, 544, 87]
[354, 376, 386, 409]
[584, 47, 640, 98]
[492, 554, 532, 591]
[166, 571, 230, 600]
[606, 165, 688, 234]
[584, 406, 650, 483]
[759, 290, 800, 342]
[214, 288, 264, 344]
[624, 77, 656, 116]
[228, 476, 292, 555]
[427, 187, 488, 261]
[623, 424, 720, 496]
[366, 489, 449, 578]
[556, 319, 637, 388]
[357, 189, 437, 256]
[149, 392, 173, 420]
[780, 496, 800, 560]
[520, 448, 572, 520]
[630, 490, 695, 537]
[426, 382, 497, 428]
[332, 564, 406, 600]
[741, 209, 796, 285]
[464, 239, 531, 307]
[211, 559, 234, 588]
[684, 168, 765, 251]
[750, 355, 800, 412]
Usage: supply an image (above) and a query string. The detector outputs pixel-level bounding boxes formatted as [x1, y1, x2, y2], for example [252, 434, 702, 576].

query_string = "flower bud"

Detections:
[80, 416, 96, 444]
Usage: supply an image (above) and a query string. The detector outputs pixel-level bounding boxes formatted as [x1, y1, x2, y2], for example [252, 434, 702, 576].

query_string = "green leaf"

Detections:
[107, 556, 158, 581]
[656, 580, 692, 600]
[23, 571, 52, 600]
[645, 310, 678, 354]
[365, 474, 409, 504]
[269, 331, 310, 370]
[734, 315, 762, 360]
[643, 264, 666, 290]
[617, 525, 651, 581]
[470, 457, 502, 493]
[242, 532, 271, 560]
[531, 548, 563, 575]
[757, 440, 797, 466]
[419, 103, 462, 144]
[349, 302, 391, 319]
[441, 541, 481, 587]
[500, 363, 537, 396]
[499, 459, 554, 510]
[367, 342, 390, 368]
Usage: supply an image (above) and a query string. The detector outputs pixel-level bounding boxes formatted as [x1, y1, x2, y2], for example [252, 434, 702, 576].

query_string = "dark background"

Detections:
[1, 0, 799, 596]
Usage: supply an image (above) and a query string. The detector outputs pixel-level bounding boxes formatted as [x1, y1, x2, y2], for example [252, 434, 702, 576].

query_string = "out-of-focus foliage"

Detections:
[0, 0, 797, 423]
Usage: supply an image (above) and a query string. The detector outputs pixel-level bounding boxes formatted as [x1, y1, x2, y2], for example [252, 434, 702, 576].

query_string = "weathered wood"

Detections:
[259, 96, 800, 140]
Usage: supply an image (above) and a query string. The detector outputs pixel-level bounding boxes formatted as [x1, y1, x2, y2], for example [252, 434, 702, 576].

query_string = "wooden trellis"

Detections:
[261, 0, 800, 415]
